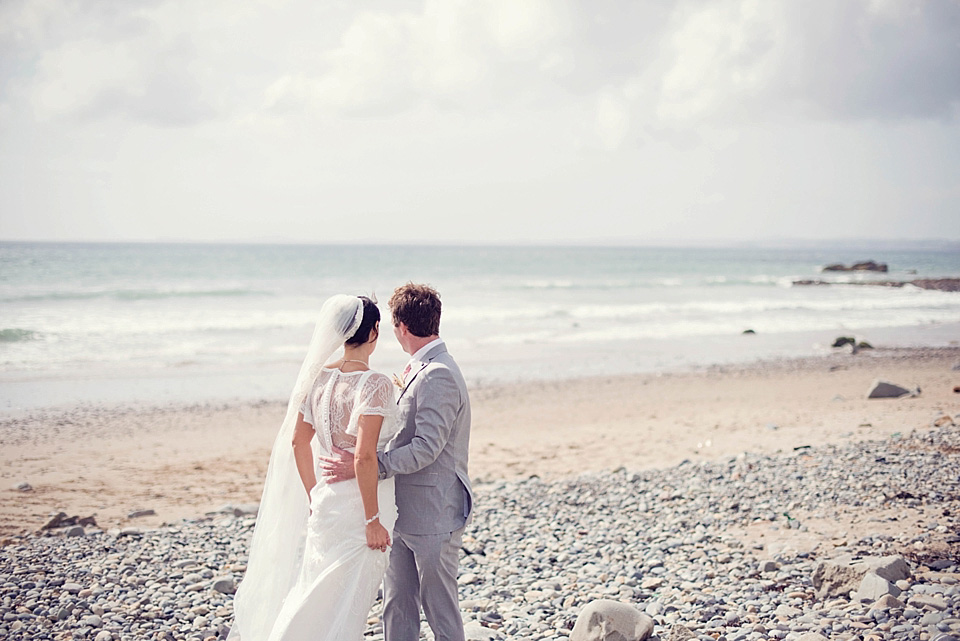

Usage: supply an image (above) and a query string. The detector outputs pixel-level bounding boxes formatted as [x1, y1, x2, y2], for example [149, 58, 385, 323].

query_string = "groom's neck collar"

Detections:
[407, 335, 442, 361]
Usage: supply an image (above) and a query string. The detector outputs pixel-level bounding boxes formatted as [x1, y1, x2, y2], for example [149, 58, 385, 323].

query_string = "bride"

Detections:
[229, 295, 399, 641]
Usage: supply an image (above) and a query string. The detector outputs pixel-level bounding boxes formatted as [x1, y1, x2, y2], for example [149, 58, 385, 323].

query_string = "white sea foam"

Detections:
[2, 242, 958, 409]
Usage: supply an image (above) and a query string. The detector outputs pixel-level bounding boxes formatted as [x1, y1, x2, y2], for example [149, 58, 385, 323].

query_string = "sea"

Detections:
[1, 242, 958, 414]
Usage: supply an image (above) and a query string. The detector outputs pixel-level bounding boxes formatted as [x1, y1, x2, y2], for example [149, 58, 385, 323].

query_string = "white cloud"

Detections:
[30, 38, 142, 119]
[596, 90, 631, 150]
[481, 0, 570, 57]
[265, 12, 418, 117]
[1, 0, 282, 126]
[657, 0, 782, 123]
[1, 0, 959, 244]
[27, 31, 218, 126]
[262, 0, 572, 116]
[651, 0, 960, 125]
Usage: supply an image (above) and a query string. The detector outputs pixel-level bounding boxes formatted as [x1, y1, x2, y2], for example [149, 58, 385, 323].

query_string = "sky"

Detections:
[1, 0, 959, 245]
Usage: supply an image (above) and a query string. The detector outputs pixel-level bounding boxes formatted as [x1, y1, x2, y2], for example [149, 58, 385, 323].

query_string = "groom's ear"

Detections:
[395, 322, 413, 343]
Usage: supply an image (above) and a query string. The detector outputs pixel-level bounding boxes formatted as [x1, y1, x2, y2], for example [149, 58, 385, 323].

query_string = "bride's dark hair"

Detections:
[345, 296, 380, 346]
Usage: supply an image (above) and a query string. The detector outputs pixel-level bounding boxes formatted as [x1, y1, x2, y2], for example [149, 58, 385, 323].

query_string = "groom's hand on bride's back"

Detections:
[319, 446, 356, 483]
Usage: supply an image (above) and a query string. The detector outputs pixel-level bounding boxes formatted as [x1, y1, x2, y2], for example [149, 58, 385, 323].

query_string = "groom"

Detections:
[321, 283, 473, 641]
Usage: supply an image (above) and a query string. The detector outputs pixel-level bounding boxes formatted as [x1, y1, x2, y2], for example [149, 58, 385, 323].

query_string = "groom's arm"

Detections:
[378, 367, 460, 479]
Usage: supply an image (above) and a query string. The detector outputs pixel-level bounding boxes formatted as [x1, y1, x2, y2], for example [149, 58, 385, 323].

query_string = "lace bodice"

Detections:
[300, 368, 397, 454]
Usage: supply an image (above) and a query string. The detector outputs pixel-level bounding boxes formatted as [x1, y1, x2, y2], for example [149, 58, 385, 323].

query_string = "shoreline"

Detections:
[4, 321, 960, 417]
[2, 346, 959, 538]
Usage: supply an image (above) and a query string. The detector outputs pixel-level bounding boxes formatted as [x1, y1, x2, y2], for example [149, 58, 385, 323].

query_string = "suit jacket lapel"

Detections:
[396, 343, 447, 403]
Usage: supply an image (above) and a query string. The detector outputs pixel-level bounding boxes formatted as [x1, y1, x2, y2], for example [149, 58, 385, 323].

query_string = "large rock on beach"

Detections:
[855, 572, 901, 602]
[867, 380, 914, 399]
[832, 336, 874, 354]
[570, 600, 654, 641]
[41, 512, 97, 532]
[41, 512, 71, 530]
[812, 555, 911, 600]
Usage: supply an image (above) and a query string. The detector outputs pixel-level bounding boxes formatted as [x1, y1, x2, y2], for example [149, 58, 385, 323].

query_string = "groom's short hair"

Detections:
[389, 283, 441, 337]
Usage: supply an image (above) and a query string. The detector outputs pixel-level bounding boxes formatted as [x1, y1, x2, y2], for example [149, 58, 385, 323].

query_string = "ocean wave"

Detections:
[115, 288, 270, 301]
[0, 328, 40, 343]
[518, 280, 578, 289]
[597, 297, 958, 320]
[1, 288, 270, 303]
[476, 312, 960, 345]
[516, 275, 809, 290]
[446, 289, 960, 325]
[515, 278, 679, 290]
[748, 275, 796, 287]
[700, 275, 798, 287]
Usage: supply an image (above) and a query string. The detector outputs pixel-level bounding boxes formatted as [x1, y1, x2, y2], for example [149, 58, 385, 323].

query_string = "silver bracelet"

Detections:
[364, 512, 380, 525]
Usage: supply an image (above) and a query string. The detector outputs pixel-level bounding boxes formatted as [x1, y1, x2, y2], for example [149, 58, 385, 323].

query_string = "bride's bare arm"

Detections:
[355, 414, 391, 551]
[292, 412, 317, 500]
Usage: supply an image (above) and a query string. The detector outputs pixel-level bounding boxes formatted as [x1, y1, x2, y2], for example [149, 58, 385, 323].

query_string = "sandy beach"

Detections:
[2, 346, 957, 539]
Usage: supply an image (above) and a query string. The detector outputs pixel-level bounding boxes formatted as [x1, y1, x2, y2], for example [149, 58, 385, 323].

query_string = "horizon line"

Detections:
[1, 237, 959, 250]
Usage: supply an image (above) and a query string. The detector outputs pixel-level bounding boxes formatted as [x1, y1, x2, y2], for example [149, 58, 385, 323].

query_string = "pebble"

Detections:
[1, 424, 958, 641]
[80, 615, 101, 627]
[213, 577, 236, 594]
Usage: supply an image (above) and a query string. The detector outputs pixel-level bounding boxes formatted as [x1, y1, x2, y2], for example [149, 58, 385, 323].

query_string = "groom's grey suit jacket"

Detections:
[378, 343, 473, 535]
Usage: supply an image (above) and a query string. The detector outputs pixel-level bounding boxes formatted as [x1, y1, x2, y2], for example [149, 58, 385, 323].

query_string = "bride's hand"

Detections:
[366, 521, 391, 552]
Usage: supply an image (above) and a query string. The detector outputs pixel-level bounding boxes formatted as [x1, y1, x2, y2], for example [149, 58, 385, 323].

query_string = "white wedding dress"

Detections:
[258, 367, 399, 641]
[230, 295, 398, 641]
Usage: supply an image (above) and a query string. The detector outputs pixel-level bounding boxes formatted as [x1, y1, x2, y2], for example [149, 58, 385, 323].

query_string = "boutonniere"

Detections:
[392, 373, 405, 389]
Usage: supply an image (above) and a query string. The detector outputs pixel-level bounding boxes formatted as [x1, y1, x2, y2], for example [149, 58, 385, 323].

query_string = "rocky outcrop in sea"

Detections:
[793, 278, 960, 292]
[2, 422, 958, 641]
[822, 262, 889, 273]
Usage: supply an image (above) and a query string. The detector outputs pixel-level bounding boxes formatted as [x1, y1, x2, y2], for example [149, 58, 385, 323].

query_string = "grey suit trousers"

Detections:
[383, 527, 465, 641]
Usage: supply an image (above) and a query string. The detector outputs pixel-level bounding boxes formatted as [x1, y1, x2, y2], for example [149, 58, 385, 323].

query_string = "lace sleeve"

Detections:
[345, 373, 396, 437]
[361, 373, 396, 416]
[299, 399, 313, 426]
